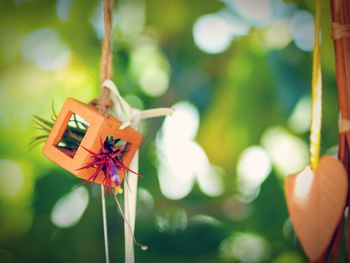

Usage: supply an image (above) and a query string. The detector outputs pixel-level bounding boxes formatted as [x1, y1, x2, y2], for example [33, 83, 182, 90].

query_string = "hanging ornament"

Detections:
[32, 0, 173, 262]
[285, 157, 347, 261]
[42, 98, 143, 194]
[284, 0, 348, 261]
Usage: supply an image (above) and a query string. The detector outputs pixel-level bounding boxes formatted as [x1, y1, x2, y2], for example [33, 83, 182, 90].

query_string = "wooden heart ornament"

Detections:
[285, 156, 348, 261]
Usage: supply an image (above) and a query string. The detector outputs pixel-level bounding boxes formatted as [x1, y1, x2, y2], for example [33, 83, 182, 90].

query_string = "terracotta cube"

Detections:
[43, 98, 143, 189]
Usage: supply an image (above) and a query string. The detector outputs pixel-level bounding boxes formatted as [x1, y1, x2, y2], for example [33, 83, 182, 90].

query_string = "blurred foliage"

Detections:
[0, 0, 342, 262]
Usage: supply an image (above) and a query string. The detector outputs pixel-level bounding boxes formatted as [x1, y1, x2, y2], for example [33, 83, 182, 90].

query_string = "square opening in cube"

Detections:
[103, 136, 129, 162]
[55, 113, 90, 158]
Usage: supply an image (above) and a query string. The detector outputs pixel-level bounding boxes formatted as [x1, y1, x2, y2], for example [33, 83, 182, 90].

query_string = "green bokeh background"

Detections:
[0, 0, 341, 262]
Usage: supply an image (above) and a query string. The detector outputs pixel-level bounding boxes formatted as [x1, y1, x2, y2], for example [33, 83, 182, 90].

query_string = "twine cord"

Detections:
[332, 22, 350, 40]
[100, 0, 113, 82]
[98, 1, 114, 263]
[340, 118, 350, 133]
[309, 0, 322, 170]
[91, 0, 114, 116]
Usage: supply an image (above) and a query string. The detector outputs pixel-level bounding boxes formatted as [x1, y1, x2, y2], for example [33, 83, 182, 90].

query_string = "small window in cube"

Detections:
[55, 113, 89, 158]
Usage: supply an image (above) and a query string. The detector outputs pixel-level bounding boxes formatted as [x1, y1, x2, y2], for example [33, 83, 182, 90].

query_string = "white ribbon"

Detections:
[102, 79, 173, 263]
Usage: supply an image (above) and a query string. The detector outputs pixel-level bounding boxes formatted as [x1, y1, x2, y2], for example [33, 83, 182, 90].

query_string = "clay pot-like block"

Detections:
[43, 98, 143, 188]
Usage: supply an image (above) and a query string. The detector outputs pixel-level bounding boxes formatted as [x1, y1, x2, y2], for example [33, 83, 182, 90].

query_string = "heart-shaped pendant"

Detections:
[285, 156, 348, 261]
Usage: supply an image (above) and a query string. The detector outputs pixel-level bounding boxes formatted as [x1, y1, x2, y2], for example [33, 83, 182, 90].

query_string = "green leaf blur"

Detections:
[0, 0, 340, 262]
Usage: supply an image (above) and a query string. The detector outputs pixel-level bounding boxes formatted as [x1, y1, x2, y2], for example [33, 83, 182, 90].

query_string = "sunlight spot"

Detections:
[160, 101, 199, 140]
[22, 28, 71, 71]
[193, 13, 233, 54]
[155, 207, 188, 234]
[236, 185, 261, 203]
[220, 232, 269, 262]
[158, 162, 195, 200]
[294, 166, 314, 200]
[191, 214, 223, 227]
[197, 165, 225, 197]
[157, 140, 207, 200]
[218, 9, 250, 36]
[130, 44, 170, 97]
[289, 10, 315, 52]
[0, 159, 24, 198]
[56, 0, 72, 21]
[137, 187, 154, 215]
[156, 101, 216, 199]
[51, 187, 89, 228]
[288, 96, 311, 133]
[264, 20, 292, 49]
[237, 146, 272, 189]
[90, 2, 104, 38]
[270, 0, 297, 18]
[139, 66, 169, 97]
[117, 0, 145, 37]
[230, 0, 273, 27]
[261, 127, 308, 176]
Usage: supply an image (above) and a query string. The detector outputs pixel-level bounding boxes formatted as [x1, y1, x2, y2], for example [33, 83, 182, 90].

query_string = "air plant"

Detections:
[30, 104, 88, 151]
[78, 136, 140, 195]
[31, 106, 139, 193]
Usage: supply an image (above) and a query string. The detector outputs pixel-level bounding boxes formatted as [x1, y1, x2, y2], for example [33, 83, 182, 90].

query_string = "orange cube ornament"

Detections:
[43, 98, 143, 192]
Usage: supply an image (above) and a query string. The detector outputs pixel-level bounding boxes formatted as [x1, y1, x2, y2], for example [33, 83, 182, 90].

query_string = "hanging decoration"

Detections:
[284, 0, 348, 261]
[42, 98, 143, 194]
[32, 0, 173, 262]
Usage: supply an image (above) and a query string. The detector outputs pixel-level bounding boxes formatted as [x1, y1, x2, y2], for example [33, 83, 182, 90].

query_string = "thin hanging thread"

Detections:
[309, 0, 322, 170]
[113, 192, 148, 251]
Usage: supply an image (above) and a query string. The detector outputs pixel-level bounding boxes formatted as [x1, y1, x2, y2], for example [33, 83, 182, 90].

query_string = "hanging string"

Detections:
[100, 0, 114, 83]
[90, 0, 114, 116]
[309, 0, 322, 170]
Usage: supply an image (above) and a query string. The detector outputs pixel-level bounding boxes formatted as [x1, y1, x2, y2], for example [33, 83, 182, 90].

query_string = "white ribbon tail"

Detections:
[124, 151, 138, 263]
[103, 79, 172, 263]
[101, 185, 110, 263]
[141, 108, 174, 120]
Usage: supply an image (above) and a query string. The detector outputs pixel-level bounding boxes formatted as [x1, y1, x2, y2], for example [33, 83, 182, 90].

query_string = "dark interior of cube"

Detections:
[55, 113, 89, 158]
[103, 136, 129, 161]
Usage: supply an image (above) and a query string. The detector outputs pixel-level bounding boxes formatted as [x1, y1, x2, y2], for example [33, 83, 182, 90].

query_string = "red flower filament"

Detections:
[78, 137, 139, 195]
